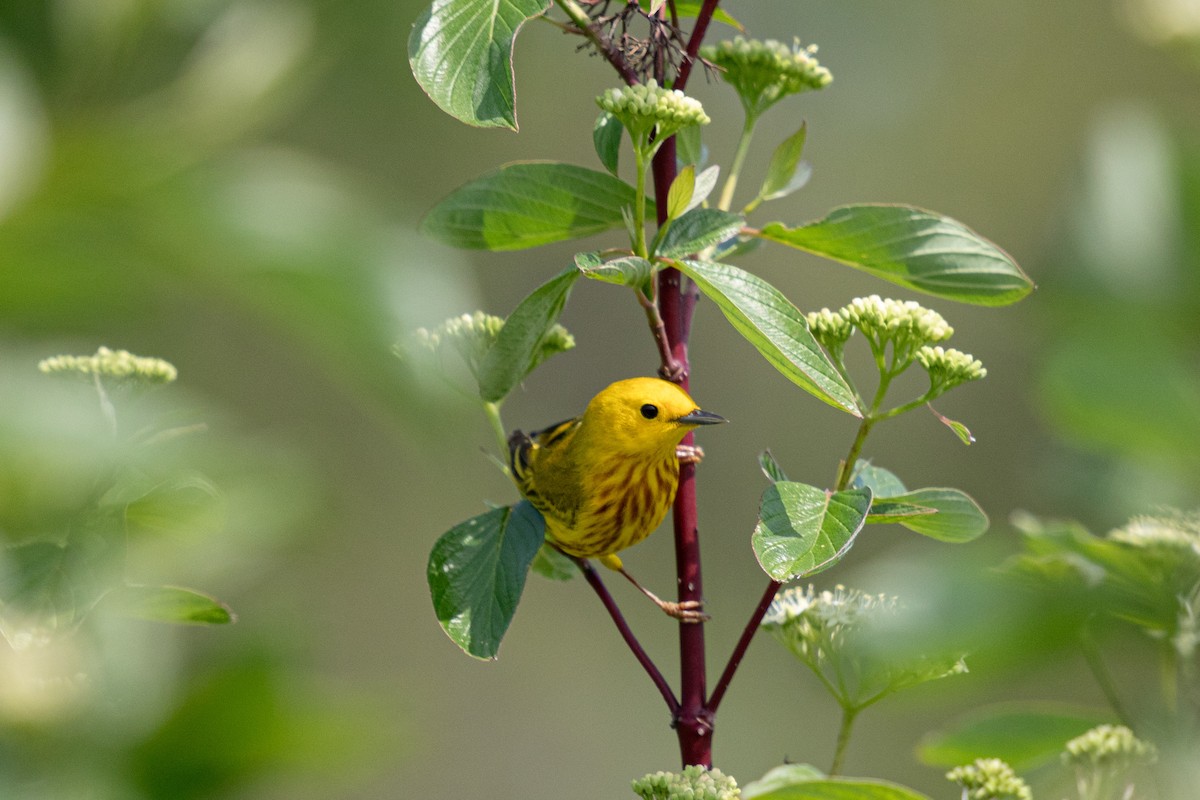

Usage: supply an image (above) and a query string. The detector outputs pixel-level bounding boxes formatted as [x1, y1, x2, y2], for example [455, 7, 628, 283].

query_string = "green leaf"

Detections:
[758, 450, 790, 483]
[530, 542, 576, 581]
[477, 269, 579, 402]
[408, 0, 550, 129]
[752, 482, 872, 581]
[667, 164, 695, 221]
[751, 778, 932, 800]
[110, 585, 235, 625]
[593, 112, 623, 176]
[758, 123, 808, 201]
[883, 488, 988, 542]
[670, 1, 744, 30]
[917, 701, 1114, 771]
[427, 501, 545, 660]
[674, 259, 860, 415]
[422, 162, 645, 250]
[658, 209, 744, 259]
[758, 205, 1033, 306]
[675, 125, 704, 169]
[688, 165, 720, 213]
[866, 501, 937, 524]
[850, 463, 907, 496]
[0, 541, 87, 632]
[744, 765, 826, 799]
[575, 252, 653, 289]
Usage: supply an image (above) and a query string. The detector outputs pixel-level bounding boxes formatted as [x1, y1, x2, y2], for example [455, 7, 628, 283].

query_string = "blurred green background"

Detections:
[1, 0, 1198, 797]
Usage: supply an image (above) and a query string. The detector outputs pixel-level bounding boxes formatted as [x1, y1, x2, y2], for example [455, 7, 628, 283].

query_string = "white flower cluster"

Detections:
[1109, 512, 1200, 557]
[597, 80, 710, 140]
[632, 765, 739, 800]
[404, 311, 574, 383]
[841, 295, 953, 347]
[38, 347, 177, 386]
[945, 758, 1032, 800]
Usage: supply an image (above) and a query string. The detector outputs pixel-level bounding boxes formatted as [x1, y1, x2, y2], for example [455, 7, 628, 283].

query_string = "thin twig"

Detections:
[673, 0, 720, 90]
[636, 286, 683, 380]
[708, 579, 780, 713]
[576, 557, 680, 714]
[554, 0, 640, 85]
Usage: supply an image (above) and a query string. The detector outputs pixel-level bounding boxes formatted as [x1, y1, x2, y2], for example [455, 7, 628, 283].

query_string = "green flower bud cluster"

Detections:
[39, 347, 178, 387]
[1063, 725, 1156, 770]
[945, 759, 1032, 800]
[808, 296, 984, 413]
[763, 584, 966, 709]
[403, 311, 575, 387]
[597, 80, 710, 148]
[916, 346, 987, 390]
[632, 765, 739, 800]
[805, 308, 855, 359]
[701, 36, 831, 119]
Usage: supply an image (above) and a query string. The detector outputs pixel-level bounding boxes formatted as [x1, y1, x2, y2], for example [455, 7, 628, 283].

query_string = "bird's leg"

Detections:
[675, 443, 705, 464]
[617, 566, 709, 623]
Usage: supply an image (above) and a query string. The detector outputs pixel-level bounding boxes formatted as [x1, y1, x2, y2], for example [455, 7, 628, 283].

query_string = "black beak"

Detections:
[677, 409, 727, 426]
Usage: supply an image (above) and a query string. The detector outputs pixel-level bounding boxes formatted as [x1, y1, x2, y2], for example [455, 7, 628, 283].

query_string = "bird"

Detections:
[508, 377, 726, 621]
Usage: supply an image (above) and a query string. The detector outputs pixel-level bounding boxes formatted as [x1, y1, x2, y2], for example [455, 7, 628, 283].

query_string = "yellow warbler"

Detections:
[508, 377, 725, 619]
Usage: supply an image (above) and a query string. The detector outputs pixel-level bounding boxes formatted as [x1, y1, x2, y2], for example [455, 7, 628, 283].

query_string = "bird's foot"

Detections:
[657, 598, 710, 624]
[676, 444, 705, 465]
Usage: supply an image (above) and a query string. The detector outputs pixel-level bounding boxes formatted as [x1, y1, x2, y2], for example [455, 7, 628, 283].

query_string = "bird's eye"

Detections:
[640, 404, 659, 420]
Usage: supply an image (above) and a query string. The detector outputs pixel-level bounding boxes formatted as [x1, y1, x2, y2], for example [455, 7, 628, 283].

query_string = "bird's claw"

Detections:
[660, 599, 710, 624]
[658, 361, 687, 383]
[676, 444, 705, 465]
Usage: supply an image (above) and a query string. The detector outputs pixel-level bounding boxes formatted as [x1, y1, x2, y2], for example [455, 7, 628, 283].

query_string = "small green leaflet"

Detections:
[667, 165, 695, 222]
[422, 162, 646, 251]
[757, 124, 808, 203]
[593, 112, 623, 176]
[428, 501, 545, 660]
[408, 0, 550, 129]
[674, 259, 860, 415]
[748, 777, 932, 800]
[477, 269, 579, 403]
[109, 585, 236, 625]
[758, 450, 790, 483]
[880, 488, 988, 542]
[575, 252, 653, 290]
[928, 403, 975, 445]
[758, 205, 1034, 306]
[752, 482, 872, 581]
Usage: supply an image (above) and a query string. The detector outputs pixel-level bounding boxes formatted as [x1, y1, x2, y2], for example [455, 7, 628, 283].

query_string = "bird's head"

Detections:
[583, 377, 726, 456]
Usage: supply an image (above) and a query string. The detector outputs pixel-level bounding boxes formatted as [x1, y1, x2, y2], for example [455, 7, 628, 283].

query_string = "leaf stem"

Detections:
[717, 112, 757, 212]
[1080, 621, 1134, 727]
[835, 417, 875, 492]
[829, 704, 860, 776]
[634, 145, 651, 258]
[482, 401, 510, 472]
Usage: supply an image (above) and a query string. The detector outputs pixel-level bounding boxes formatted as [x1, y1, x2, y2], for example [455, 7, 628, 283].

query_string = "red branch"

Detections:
[577, 558, 680, 714]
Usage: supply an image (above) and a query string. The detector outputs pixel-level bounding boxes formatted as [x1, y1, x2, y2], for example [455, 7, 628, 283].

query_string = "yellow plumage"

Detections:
[508, 377, 725, 590]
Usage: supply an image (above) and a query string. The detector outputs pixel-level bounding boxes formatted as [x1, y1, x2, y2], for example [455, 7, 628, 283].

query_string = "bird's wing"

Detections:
[507, 416, 583, 525]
